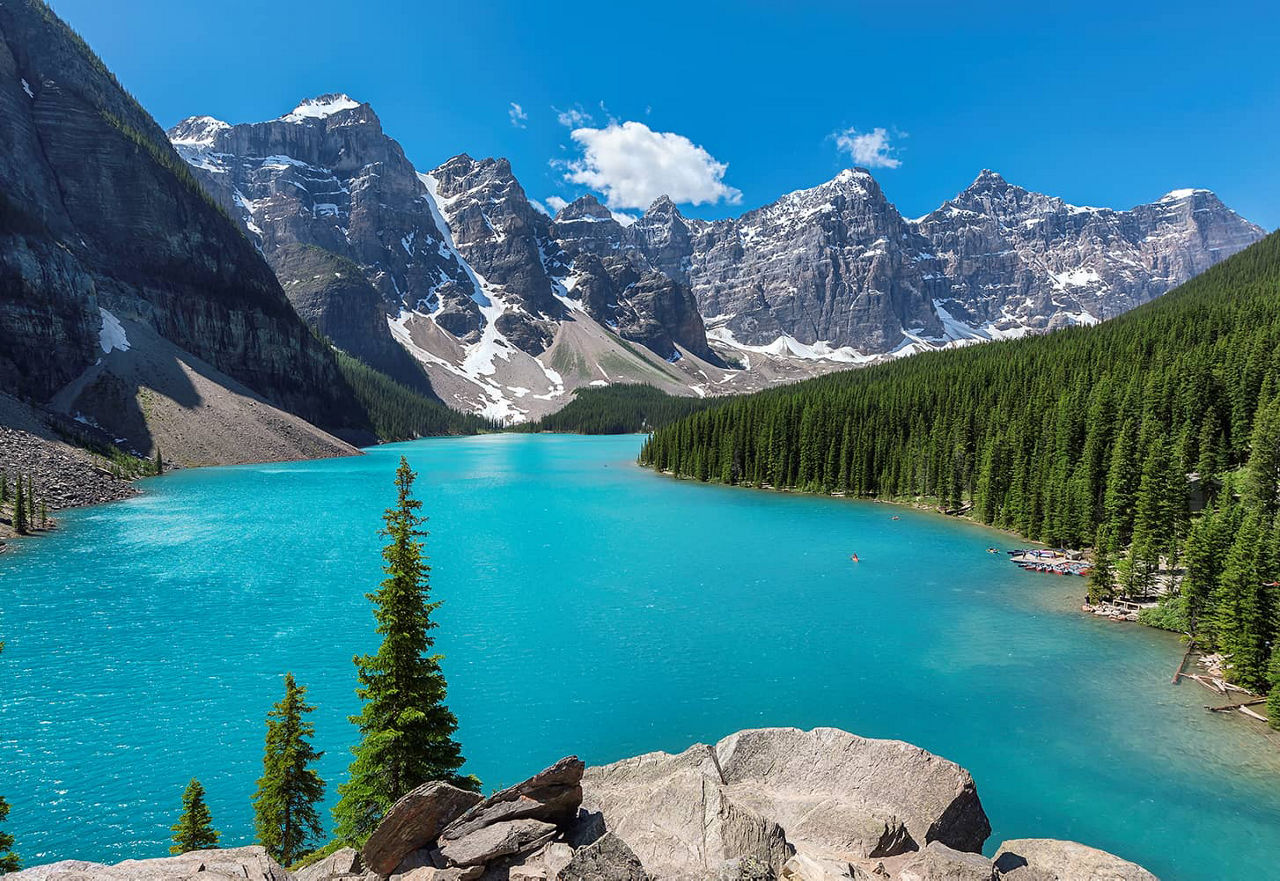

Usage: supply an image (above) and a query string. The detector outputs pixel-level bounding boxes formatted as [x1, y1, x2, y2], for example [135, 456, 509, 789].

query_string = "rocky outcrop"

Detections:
[13, 728, 1160, 881]
[991, 840, 1158, 881]
[580, 728, 989, 878]
[7, 846, 290, 880]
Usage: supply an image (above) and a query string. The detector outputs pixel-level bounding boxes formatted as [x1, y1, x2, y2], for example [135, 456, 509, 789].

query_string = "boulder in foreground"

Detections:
[993, 839, 1158, 881]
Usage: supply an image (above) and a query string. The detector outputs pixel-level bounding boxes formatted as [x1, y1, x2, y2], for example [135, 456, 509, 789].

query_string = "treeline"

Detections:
[1, 472, 50, 535]
[641, 232, 1280, 696]
[334, 350, 495, 440]
[515, 383, 719, 434]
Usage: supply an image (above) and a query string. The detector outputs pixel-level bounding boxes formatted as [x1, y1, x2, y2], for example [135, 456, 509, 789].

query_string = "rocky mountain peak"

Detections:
[280, 93, 363, 122]
[167, 115, 230, 147]
[555, 194, 613, 222]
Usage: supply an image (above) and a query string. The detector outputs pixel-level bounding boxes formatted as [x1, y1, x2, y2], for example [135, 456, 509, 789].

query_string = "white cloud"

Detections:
[563, 121, 742, 210]
[529, 199, 551, 216]
[508, 102, 528, 128]
[545, 195, 568, 214]
[554, 105, 593, 128]
[611, 211, 638, 227]
[833, 126, 902, 169]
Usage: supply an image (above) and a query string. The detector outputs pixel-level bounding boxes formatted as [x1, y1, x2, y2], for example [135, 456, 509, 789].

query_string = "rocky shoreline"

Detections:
[0, 395, 139, 547]
[9, 727, 1157, 881]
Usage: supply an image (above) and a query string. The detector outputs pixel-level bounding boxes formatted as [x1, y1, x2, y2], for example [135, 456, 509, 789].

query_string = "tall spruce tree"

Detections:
[253, 674, 326, 866]
[170, 779, 220, 854]
[333, 457, 476, 845]
[11, 478, 25, 536]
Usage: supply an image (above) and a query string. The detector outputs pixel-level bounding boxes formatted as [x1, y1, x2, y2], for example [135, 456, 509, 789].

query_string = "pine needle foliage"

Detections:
[253, 674, 326, 866]
[332, 457, 476, 845]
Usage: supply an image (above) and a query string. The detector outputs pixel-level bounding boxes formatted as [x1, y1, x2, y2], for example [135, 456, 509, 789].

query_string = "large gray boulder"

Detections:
[581, 728, 989, 879]
[437, 818, 557, 868]
[294, 847, 364, 881]
[715, 728, 991, 858]
[5, 846, 290, 881]
[558, 833, 648, 881]
[440, 757, 584, 843]
[361, 781, 484, 876]
[897, 841, 994, 881]
[581, 740, 792, 880]
[992, 839, 1158, 881]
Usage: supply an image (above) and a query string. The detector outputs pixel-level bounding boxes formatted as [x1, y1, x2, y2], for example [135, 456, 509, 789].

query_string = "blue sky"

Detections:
[50, 0, 1279, 228]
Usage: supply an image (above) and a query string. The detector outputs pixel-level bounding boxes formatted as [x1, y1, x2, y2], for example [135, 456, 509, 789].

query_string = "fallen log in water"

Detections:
[1206, 698, 1267, 712]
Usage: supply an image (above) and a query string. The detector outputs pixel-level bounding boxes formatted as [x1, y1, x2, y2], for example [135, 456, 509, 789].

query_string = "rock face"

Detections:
[625, 169, 1263, 357]
[915, 171, 1265, 338]
[0, 1, 367, 456]
[992, 839, 1158, 881]
[14, 728, 1161, 881]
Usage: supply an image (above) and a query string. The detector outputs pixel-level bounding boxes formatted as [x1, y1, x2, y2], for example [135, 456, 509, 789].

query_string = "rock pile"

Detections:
[8, 728, 1159, 881]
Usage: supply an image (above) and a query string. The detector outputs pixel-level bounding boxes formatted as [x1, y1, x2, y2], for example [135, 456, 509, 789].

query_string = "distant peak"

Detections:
[167, 115, 230, 147]
[556, 194, 612, 221]
[966, 169, 1010, 190]
[281, 94, 362, 122]
[833, 167, 873, 184]
[646, 195, 678, 213]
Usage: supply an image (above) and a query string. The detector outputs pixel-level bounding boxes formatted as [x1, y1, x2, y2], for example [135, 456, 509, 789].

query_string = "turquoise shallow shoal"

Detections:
[2, 434, 1279, 878]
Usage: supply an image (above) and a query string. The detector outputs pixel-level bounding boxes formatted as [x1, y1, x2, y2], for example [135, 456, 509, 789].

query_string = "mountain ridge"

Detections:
[167, 94, 1264, 423]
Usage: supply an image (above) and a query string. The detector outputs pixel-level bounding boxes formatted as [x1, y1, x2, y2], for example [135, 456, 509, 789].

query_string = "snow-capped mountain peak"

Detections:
[167, 115, 230, 147]
[281, 93, 362, 122]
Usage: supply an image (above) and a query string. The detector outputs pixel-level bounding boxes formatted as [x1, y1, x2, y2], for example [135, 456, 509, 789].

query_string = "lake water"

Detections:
[2, 434, 1279, 878]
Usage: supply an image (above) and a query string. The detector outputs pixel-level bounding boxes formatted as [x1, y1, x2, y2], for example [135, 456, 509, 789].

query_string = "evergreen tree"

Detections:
[333, 457, 476, 845]
[1267, 641, 1280, 731]
[253, 674, 326, 866]
[1088, 527, 1117, 604]
[11, 477, 25, 536]
[170, 779, 220, 854]
[154, 447, 164, 477]
[0, 471, 7, 504]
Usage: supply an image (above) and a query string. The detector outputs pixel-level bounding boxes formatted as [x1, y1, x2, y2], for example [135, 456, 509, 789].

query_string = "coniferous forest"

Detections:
[641, 232, 1280, 693]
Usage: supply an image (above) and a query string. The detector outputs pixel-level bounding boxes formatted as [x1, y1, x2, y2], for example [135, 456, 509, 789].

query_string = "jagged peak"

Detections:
[555, 194, 613, 222]
[281, 93, 362, 122]
[167, 115, 229, 147]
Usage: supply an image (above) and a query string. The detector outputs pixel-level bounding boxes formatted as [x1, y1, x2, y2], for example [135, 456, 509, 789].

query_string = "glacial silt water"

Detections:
[2, 434, 1278, 879]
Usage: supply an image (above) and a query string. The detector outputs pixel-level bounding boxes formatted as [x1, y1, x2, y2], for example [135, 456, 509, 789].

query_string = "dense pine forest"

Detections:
[514, 383, 719, 434]
[641, 232, 1280, 696]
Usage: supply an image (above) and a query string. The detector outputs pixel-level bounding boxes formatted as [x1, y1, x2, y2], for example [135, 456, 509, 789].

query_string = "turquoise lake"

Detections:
[3, 434, 1280, 878]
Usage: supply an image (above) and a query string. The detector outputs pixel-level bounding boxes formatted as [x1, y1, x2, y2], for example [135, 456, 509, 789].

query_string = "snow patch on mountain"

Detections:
[98, 308, 130, 353]
[282, 94, 360, 122]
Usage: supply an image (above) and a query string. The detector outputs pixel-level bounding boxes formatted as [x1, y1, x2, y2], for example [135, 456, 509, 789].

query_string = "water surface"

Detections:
[2, 434, 1278, 879]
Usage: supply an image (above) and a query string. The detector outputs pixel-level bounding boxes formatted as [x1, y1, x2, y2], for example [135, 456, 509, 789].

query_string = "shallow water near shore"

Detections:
[2, 434, 1279, 878]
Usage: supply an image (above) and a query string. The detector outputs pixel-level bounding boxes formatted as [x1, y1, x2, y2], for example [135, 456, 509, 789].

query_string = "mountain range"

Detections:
[0, 0, 1266, 474]
[168, 95, 1264, 422]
